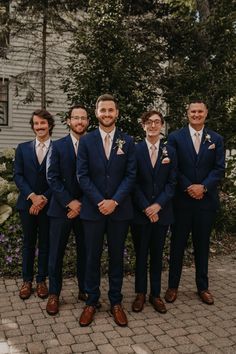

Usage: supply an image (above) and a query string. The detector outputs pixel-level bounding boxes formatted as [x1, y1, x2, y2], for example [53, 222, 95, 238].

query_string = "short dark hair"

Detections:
[140, 110, 164, 124]
[96, 94, 119, 109]
[68, 104, 88, 119]
[30, 109, 55, 136]
[188, 99, 208, 109]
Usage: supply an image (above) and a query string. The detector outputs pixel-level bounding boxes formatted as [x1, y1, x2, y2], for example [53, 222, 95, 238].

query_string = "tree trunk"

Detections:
[196, 0, 210, 21]
[41, 0, 48, 109]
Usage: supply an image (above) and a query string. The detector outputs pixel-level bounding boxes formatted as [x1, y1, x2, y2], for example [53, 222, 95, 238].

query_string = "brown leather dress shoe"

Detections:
[164, 288, 178, 303]
[36, 281, 48, 299]
[198, 290, 214, 305]
[132, 293, 146, 312]
[79, 305, 96, 327]
[149, 295, 167, 314]
[111, 304, 128, 327]
[46, 294, 59, 315]
[19, 281, 32, 300]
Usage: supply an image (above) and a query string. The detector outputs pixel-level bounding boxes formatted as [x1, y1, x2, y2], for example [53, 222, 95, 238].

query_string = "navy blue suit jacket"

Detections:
[46, 134, 83, 218]
[77, 128, 136, 221]
[132, 141, 177, 225]
[168, 126, 225, 210]
[14, 140, 51, 211]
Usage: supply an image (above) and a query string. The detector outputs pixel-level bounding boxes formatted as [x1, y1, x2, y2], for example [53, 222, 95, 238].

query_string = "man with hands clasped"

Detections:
[165, 100, 225, 305]
[46, 105, 89, 315]
[77, 94, 136, 327]
[131, 110, 177, 314]
[14, 109, 55, 300]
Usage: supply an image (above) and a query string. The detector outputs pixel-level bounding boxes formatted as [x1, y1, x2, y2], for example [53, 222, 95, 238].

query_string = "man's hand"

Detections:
[30, 193, 47, 207]
[29, 205, 41, 215]
[98, 199, 117, 215]
[145, 203, 161, 218]
[149, 213, 159, 223]
[67, 200, 81, 213]
[187, 184, 204, 199]
[67, 200, 81, 218]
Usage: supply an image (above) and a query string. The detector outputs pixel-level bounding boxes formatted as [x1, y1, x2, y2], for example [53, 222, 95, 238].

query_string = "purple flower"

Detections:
[6, 256, 13, 264]
[0, 234, 5, 242]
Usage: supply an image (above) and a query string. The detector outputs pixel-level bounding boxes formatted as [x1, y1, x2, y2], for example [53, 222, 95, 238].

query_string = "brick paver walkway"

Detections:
[0, 254, 236, 353]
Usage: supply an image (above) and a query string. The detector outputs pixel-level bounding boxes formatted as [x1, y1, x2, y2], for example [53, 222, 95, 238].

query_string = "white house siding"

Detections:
[0, 32, 72, 150]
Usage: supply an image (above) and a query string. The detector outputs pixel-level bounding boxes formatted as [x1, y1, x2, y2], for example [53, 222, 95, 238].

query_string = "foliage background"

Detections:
[0, 0, 236, 277]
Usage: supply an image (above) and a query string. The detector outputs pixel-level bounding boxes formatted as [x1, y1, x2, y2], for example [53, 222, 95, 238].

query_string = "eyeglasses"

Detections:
[145, 119, 162, 126]
[71, 116, 88, 121]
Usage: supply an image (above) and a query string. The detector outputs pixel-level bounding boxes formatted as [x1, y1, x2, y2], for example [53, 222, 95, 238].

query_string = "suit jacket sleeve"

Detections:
[77, 137, 104, 205]
[14, 144, 33, 199]
[154, 148, 177, 208]
[168, 132, 192, 191]
[202, 134, 225, 191]
[46, 143, 74, 207]
[112, 137, 136, 204]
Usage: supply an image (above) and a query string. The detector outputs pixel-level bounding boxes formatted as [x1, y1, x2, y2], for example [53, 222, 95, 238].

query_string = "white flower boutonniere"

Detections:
[114, 138, 125, 155]
[161, 146, 171, 164]
[204, 133, 212, 144]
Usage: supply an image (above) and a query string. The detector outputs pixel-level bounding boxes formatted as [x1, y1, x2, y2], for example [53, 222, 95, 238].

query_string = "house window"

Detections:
[0, 79, 8, 125]
[0, 0, 9, 58]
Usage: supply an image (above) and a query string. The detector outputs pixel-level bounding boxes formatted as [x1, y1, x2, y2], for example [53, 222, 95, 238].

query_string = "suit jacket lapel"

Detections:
[142, 140, 154, 173]
[184, 127, 196, 162]
[197, 128, 207, 164]
[31, 140, 39, 167]
[154, 141, 165, 175]
[67, 134, 77, 161]
[108, 128, 120, 166]
[94, 129, 107, 166]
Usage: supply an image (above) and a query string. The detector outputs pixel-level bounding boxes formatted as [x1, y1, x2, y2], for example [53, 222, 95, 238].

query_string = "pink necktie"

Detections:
[194, 132, 201, 154]
[104, 134, 110, 159]
[74, 141, 78, 156]
[150, 145, 157, 167]
[37, 143, 45, 164]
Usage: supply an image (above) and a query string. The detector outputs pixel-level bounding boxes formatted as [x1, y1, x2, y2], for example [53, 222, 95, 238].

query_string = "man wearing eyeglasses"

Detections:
[131, 110, 177, 314]
[46, 105, 89, 315]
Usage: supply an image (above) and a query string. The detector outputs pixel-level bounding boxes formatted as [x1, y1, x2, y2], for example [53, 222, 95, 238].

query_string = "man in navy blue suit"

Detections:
[165, 100, 225, 305]
[14, 109, 55, 300]
[46, 105, 89, 315]
[131, 110, 177, 314]
[77, 94, 136, 327]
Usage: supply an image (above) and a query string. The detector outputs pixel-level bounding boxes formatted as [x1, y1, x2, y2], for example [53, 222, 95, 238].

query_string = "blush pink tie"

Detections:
[194, 132, 201, 154]
[37, 143, 45, 164]
[104, 134, 110, 159]
[150, 145, 157, 167]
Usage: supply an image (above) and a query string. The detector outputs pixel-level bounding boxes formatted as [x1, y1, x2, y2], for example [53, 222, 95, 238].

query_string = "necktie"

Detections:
[37, 143, 45, 164]
[74, 141, 78, 156]
[150, 145, 157, 167]
[194, 132, 201, 154]
[104, 134, 110, 159]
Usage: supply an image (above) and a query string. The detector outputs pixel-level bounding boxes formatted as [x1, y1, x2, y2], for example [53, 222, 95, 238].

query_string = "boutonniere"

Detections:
[203, 133, 212, 144]
[208, 143, 216, 150]
[160, 146, 171, 164]
[114, 138, 125, 155]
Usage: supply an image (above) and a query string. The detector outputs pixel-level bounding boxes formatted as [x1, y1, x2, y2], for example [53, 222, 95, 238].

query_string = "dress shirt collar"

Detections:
[70, 133, 79, 147]
[99, 127, 116, 142]
[35, 138, 51, 149]
[145, 138, 160, 153]
[188, 124, 204, 139]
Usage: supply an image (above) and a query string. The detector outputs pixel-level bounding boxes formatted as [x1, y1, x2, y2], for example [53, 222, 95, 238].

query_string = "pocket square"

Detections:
[117, 148, 125, 155]
[162, 157, 170, 164]
[208, 143, 215, 150]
